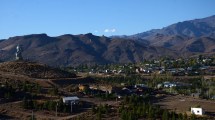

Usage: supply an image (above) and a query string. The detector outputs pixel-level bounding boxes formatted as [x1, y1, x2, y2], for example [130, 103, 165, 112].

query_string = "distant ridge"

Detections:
[113, 15, 215, 55]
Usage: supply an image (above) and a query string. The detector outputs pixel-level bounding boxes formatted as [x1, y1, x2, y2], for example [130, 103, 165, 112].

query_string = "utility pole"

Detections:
[56, 103, 58, 117]
[71, 101, 74, 113]
[71, 101, 73, 113]
[32, 110, 34, 120]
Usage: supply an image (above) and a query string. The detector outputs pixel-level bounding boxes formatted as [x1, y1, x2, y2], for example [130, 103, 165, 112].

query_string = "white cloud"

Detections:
[104, 28, 116, 33]
[94, 30, 98, 33]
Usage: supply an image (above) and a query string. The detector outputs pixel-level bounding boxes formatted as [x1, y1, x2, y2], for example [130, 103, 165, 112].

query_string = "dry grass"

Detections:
[155, 94, 215, 117]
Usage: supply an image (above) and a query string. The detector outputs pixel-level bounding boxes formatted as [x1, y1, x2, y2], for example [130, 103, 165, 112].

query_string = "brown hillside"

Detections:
[0, 33, 178, 66]
[0, 61, 76, 79]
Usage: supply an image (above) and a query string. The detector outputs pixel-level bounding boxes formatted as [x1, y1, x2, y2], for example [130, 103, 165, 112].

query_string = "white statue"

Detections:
[15, 45, 23, 60]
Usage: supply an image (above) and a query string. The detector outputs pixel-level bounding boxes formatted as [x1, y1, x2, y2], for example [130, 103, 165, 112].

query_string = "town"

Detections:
[0, 53, 215, 120]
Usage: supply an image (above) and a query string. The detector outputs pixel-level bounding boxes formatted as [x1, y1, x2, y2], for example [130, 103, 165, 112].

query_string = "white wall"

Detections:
[191, 107, 204, 115]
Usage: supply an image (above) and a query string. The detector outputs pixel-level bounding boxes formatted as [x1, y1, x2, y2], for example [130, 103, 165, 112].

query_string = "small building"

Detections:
[115, 88, 132, 99]
[191, 93, 200, 98]
[157, 83, 163, 89]
[62, 96, 79, 104]
[191, 107, 205, 115]
[211, 95, 215, 99]
[163, 82, 176, 88]
[134, 84, 148, 88]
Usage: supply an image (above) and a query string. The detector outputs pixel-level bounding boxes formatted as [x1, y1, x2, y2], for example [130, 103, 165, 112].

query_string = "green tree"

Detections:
[190, 113, 196, 120]
[22, 97, 28, 109]
[178, 113, 183, 120]
[96, 109, 102, 120]
[4, 92, 11, 99]
[162, 110, 169, 120]
[171, 112, 176, 120]
[148, 106, 154, 118]
[120, 110, 127, 120]
[48, 87, 58, 96]
[183, 112, 188, 120]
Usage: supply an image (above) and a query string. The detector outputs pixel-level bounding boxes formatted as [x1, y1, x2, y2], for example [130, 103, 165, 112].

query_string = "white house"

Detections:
[163, 82, 177, 88]
[191, 107, 205, 115]
[134, 84, 148, 88]
[62, 96, 79, 104]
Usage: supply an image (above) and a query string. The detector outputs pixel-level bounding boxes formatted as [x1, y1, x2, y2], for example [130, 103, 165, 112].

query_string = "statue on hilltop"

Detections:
[15, 44, 23, 60]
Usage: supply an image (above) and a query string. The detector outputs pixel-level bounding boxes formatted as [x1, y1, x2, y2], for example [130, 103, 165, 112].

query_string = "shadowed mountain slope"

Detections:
[0, 33, 177, 66]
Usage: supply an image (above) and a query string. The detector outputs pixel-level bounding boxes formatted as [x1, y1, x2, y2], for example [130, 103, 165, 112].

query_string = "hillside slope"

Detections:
[0, 61, 76, 78]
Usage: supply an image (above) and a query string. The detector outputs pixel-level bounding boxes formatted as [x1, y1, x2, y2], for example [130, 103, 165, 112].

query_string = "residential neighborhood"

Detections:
[0, 55, 215, 119]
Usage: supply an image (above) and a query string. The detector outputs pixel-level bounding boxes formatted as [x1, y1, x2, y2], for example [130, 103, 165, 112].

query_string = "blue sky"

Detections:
[0, 0, 215, 39]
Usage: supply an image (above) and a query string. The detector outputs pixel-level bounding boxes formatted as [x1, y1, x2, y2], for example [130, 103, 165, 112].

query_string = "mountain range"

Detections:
[0, 15, 215, 66]
[115, 15, 215, 54]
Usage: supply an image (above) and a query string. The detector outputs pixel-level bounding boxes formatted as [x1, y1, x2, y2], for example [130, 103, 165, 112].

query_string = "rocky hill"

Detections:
[0, 61, 76, 78]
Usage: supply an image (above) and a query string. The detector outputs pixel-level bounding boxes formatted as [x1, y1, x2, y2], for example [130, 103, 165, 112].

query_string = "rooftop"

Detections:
[63, 96, 79, 101]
